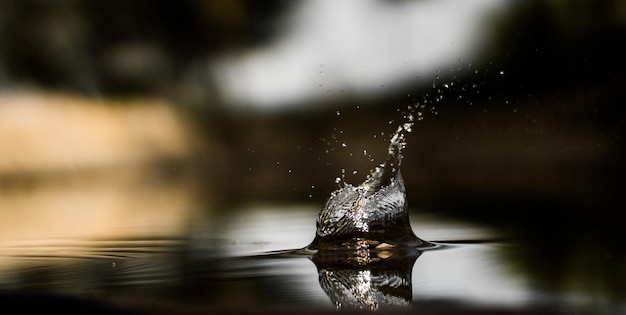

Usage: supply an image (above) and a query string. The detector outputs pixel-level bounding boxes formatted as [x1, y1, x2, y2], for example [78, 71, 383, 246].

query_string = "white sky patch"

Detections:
[213, 0, 511, 110]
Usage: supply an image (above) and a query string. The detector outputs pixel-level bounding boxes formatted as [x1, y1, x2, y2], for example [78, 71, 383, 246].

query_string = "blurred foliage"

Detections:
[0, 0, 292, 96]
[1, 0, 622, 101]
[0, 0, 623, 224]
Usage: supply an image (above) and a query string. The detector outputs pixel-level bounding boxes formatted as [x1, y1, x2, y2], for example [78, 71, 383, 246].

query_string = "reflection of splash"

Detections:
[320, 269, 409, 310]
[313, 248, 420, 310]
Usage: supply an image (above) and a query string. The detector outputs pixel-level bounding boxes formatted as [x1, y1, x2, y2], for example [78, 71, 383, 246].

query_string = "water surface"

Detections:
[3, 204, 619, 314]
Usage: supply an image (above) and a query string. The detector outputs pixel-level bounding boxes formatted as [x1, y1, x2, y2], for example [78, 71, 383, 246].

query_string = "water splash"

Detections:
[308, 117, 427, 250]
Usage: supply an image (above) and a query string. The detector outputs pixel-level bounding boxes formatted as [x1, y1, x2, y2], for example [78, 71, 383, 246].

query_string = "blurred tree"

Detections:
[0, 0, 292, 96]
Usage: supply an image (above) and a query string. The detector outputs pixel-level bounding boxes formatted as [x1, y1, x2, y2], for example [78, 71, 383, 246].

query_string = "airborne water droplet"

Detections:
[403, 123, 412, 132]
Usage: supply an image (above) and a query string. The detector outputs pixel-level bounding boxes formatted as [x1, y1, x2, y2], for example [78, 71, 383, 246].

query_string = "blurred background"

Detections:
[0, 0, 625, 313]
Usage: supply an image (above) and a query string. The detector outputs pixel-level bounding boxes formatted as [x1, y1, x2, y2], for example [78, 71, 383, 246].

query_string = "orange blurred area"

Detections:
[0, 91, 200, 242]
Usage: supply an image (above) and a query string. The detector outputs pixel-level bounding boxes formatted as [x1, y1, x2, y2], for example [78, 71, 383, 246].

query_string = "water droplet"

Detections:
[288, 169, 292, 173]
[362, 149, 368, 156]
[341, 142, 347, 148]
[500, 71, 504, 75]
[336, 110, 341, 116]
[335, 177, 341, 184]
[352, 170, 358, 175]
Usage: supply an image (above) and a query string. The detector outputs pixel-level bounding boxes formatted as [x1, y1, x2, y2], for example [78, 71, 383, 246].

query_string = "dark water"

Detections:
[1, 204, 622, 314]
[1, 113, 623, 314]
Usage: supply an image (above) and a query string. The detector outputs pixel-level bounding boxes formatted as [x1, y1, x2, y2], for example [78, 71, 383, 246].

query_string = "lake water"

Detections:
[0, 93, 623, 314]
[1, 203, 622, 314]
